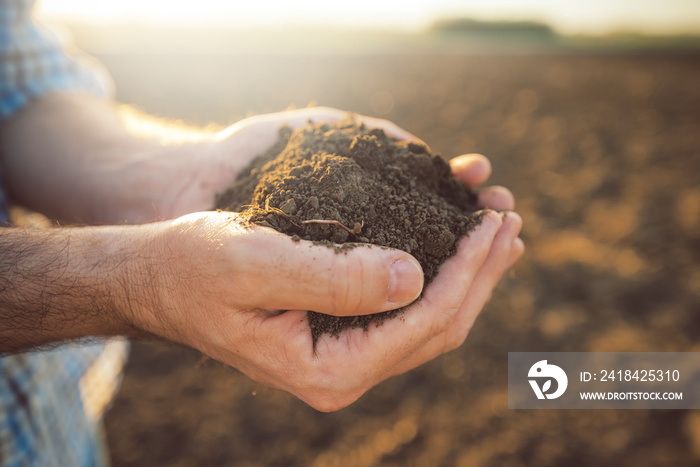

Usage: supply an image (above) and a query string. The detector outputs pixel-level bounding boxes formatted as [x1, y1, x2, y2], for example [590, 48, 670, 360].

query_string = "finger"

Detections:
[450, 154, 492, 187]
[477, 186, 515, 211]
[234, 226, 424, 316]
[506, 237, 525, 270]
[447, 211, 522, 337]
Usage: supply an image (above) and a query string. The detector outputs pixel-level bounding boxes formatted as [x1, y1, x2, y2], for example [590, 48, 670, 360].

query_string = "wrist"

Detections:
[108, 219, 205, 344]
[85, 225, 149, 336]
[104, 222, 174, 338]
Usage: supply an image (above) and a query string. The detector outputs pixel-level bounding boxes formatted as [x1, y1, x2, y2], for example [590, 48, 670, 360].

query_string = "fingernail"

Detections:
[388, 258, 424, 304]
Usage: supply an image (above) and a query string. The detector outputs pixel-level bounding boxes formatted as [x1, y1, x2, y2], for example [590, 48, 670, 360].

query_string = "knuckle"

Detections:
[330, 252, 378, 315]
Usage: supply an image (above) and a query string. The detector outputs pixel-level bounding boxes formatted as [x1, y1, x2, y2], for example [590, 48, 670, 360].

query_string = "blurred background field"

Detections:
[40, 1, 700, 465]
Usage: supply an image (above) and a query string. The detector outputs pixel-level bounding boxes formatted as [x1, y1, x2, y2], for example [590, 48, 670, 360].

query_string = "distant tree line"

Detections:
[429, 18, 558, 43]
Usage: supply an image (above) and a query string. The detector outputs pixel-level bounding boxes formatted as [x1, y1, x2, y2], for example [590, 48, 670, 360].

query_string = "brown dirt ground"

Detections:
[103, 53, 700, 467]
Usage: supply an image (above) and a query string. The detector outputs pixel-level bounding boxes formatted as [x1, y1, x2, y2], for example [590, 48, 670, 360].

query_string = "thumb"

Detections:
[236, 226, 424, 316]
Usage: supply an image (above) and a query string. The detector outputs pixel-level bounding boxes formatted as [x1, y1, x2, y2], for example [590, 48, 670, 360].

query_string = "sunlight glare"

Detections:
[38, 0, 700, 35]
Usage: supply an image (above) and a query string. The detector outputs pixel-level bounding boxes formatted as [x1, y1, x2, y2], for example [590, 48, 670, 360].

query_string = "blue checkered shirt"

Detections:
[1, 1, 127, 466]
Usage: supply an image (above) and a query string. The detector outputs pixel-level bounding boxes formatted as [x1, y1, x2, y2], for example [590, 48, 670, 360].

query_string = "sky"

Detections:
[38, 0, 700, 35]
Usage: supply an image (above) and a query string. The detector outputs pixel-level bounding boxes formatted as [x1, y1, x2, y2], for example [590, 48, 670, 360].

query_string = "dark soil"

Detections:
[214, 118, 482, 340]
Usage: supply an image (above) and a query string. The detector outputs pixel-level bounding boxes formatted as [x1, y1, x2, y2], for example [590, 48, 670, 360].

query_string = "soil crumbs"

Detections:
[215, 117, 482, 341]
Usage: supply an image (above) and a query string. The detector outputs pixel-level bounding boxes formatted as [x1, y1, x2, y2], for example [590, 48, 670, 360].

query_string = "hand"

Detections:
[125, 151, 523, 412]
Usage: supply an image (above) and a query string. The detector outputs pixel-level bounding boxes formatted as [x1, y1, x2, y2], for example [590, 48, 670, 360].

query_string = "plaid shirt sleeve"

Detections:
[0, 1, 128, 466]
[0, 0, 113, 119]
[0, 339, 129, 467]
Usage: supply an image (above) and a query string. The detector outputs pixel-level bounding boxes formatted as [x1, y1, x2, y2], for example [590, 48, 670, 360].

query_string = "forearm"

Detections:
[0, 92, 221, 225]
[0, 225, 145, 353]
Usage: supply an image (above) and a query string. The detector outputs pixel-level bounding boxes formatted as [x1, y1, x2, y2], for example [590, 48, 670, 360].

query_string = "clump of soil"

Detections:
[215, 117, 482, 341]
